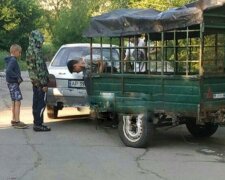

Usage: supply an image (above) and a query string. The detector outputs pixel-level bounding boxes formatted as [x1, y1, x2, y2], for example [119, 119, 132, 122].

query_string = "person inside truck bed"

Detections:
[124, 37, 146, 72]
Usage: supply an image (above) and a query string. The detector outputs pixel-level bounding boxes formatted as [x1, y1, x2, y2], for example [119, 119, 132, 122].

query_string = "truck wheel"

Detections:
[47, 105, 58, 119]
[118, 113, 154, 148]
[186, 118, 218, 138]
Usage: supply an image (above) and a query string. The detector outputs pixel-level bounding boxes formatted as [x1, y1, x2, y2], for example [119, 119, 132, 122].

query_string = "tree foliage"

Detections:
[128, 0, 197, 10]
[0, 0, 199, 51]
[40, 0, 71, 19]
[0, 0, 43, 51]
[49, 0, 92, 47]
[44, 0, 127, 47]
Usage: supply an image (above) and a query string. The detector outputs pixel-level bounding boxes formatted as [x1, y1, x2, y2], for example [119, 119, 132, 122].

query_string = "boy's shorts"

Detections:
[7, 83, 23, 101]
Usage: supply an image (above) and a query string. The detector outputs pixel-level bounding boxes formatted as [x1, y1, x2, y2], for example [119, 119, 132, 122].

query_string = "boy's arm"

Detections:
[6, 60, 20, 80]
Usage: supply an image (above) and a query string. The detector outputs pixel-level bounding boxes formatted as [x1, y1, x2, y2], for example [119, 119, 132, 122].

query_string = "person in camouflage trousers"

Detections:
[26, 30, 51, 132]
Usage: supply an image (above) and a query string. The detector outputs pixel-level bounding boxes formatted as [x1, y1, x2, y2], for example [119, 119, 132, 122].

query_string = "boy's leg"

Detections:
[11, 101, 15, 121]
[7, 83, 19, 123]
[14, 100, 21, 122]
[7, 84, 16, 122]
[7, 83, 28, 128]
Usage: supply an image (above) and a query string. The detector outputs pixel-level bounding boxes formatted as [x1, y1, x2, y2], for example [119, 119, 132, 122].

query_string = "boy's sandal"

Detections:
[11, 120, 19, 126]
[12, 121, 29, 129]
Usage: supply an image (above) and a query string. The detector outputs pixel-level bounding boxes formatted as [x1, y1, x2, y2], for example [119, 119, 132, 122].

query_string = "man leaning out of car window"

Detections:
[67, 57, 105, 95]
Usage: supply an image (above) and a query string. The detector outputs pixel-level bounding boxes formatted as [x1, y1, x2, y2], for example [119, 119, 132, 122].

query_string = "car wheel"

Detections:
[118, 113, 154, 148]
[47, 105, 58, 119]
[186, 118, 218, 138]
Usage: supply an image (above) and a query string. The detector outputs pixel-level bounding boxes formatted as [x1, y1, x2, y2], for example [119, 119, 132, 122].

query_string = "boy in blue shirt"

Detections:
[5, 44, 28, 129]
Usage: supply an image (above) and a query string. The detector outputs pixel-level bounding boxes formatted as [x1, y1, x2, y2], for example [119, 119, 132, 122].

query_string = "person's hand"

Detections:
[42, 86, 48, 92]
[97, 59, 106, 73]
[18, 76, 23, 84]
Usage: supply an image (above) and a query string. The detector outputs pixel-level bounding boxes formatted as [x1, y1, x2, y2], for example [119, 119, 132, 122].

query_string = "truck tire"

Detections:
[47, 105, 58, 119]
[118, 113, 154, 148]
[186, 118, 218, 138]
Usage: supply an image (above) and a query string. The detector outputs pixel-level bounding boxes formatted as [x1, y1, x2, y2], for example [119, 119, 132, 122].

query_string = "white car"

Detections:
[47, 43, 119, 118]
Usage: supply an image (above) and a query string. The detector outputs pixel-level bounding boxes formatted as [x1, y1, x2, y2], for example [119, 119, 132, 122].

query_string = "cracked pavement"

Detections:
[1, 72, 225, 180]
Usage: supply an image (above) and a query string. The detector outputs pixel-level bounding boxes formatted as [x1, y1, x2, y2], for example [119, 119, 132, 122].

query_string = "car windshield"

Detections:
[51, 46, 119, 67]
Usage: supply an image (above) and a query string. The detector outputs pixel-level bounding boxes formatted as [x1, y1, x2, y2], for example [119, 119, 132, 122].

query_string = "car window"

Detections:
[102, 49, 120, 69]
[51, 47, 89, 67]
[103, 48, 119, 61]
[84, 48, 119, 62]
[51, 48, 68, 66]
[84, 48, 120, 71]
[51, 46, 119, 68]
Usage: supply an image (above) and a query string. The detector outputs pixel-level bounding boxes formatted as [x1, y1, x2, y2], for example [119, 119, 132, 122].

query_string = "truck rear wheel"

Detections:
[118, 113, 154, 148]
[47, 105, 58, 119]
[186, 118, 218, 138]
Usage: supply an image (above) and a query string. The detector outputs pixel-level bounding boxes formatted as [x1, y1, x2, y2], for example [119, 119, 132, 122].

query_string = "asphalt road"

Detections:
[1, 72, 225, 180]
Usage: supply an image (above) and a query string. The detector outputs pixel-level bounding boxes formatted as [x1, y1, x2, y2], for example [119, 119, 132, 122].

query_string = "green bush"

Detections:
[0, 50, 27, 71]
[18, 60, 28, 71]
[0, 50, 8, 70]
[42, 43, 58, 62]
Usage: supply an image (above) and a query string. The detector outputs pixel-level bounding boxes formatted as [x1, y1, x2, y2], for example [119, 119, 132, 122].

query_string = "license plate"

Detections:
[213, 93, 225, 99]
[68, 80, 85, 88]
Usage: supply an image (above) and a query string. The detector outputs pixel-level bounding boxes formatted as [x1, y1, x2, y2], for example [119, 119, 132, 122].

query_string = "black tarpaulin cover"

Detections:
[83, 0, 225, 37]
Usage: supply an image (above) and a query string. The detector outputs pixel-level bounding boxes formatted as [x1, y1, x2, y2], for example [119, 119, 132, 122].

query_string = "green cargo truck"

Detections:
[83, 0, 225, 147]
